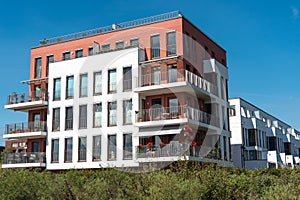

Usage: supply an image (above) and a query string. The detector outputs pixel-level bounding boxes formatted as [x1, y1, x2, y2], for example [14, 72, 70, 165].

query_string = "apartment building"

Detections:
[2, 11, 231, 169]
[229, 98, 300, 169]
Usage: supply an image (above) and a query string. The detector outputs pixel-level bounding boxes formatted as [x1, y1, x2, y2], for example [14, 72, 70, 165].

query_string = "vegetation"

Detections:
[0, 162, 300, 200]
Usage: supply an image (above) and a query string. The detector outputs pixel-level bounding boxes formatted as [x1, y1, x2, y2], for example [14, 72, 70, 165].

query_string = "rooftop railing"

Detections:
[39, 11, 181, 46]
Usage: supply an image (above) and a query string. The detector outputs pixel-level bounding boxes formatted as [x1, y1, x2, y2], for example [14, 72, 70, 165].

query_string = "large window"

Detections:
[65, 107, 73, 130]
[93, 72, 102, 95]
[93, 103, 102, 127]
[64, 138, 73, 162]
[34, 57, 42, 78]
[123, 66, 132, 91]
[78, 137, 87, 161]
[52, 108, 60, 131]
[151, 35, 160, 58]
[123, 100, 132, 124]
[51, 139, 59, 163]
[79, 105, 87, 129]
[108, 101, 117, 126]
[66, 76, 74, 99]
[108, 135, 117, 160]
[168, 64, 177, 83]
[123, 133, 132, 160]
[80, 74, 88, 97]
[167, 31, 176, 56]
[53, 78, 61, 100]
[46, 55, 54, 76]
[130, 38, 139, 47]
[93, 135, 101, 161]
[108, 69, 117, 93]
[63, 52, 70, 60]
[75, 49, 83, 58]
[248, 129, 257, 146]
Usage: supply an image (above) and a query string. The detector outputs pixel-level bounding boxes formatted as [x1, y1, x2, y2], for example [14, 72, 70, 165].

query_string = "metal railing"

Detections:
[3, 152, 46, 164]
[39, 11, 181, 46]
[136, 106, 219, 127]
[136, 144, 220, 159]
[138, 69, 218, 96]
[5, 121, 47, 135]
[7, 91, 48, 105]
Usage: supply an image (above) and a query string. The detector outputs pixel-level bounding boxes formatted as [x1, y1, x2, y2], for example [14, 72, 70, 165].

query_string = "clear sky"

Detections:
[0, 0, 299, 138]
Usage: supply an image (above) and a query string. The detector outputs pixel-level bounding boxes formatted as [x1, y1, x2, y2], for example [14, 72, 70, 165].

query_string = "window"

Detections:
[108, 135, 117, 160]
[93, 103, 102, 127]
[65, 107, 73, 130]
[79, 105, 87, 129]
[75, 49, 83, 58]
[123, 133, 132, 160]
[169, 97, 178, 118]
[32, 142, 39, 153]
[102, 44, 110, 52]
[123, 100, 132, 124]
[66, 76, 74, 99]
[80, 74, 88, 97]
[88, 47, 93, 56]
[93, 135, 101, 161]
[249, 150, 257, 160]
[53, 78, 61, 100]
[168, 64, 177, 83]
[52, 108, 60, 131]
[248, 129, 257, 146]
[108, 69, 117, 93]
[51, 139, 59, 163]
[65, 138, 73, 162]
[184, 33, 190, 57]
[152, 66, 160, 85]
[192, 37, 196, 62]
[46, 55, 54, 76]
[123, 66, 132, 91]
[93, 72, 102, 95]
[78, 137, 87, 161]
[34, 85, 41, 100]
[167, 31, 176, 56]
[33, 113, 41, 130]
[34, 57, 42, 78]
[151, 34, 160, 58]
[116, 41, 124, 49]
[229, 106, 236, 116]
[63, 52, 70, 60]
[130, 38, 139, 47]
[108, 101, 117, 126]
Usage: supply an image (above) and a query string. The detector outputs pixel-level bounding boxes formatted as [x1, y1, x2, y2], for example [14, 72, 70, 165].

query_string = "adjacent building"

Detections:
[2, 11, 231, 169]
[229, 98, 300, 169]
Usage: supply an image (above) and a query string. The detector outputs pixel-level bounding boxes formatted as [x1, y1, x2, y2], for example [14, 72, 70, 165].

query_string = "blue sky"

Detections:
[0, 0, 299, 138]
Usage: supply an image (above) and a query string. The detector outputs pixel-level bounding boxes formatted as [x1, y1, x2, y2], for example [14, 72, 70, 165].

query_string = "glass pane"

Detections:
[108, 135, 117, 160]
[109, 102, 117, 126]
[151, 35, 160, 58]
[93, 136, 101, 160]
[109, 70, 116, 92]
[79, 137, 86, 161]
[80, 74, 88, 97]
[168, 65, 177, 83]
[152, 67, 160, 85]
[94, 72, 102, 94]
[167, 32, 176, 56]
[169, 98, 178, 114]
[124, 100, 132, 124]
[123, 134, 132, 159]
[54, 78, 61, 99]
[67, 76, 74, 98]
[94, 104, 102, 127]
[79, 105, 87, 129]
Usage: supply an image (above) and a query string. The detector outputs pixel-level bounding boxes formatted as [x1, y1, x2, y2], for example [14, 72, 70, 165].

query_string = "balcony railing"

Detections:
[136, 144, 220, 159]
[3, 152, 46, 164]
[7, 91, 48, 105]
[5, 121, 47, 135]
[138, 70, 218, 96]
[136, 106, 219, 127]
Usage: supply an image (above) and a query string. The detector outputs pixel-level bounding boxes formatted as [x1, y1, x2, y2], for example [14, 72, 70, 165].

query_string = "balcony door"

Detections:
[32, 142, 39, 153]
[33, 113, 41, 130]
[152, 67, 160, 85]
[168, 98, 178, 118]
[151, 98, 162, 120]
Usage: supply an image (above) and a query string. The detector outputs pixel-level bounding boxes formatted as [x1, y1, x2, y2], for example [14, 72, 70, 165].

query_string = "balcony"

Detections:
[2, 152, 46, 168]
[135, 106, 219, 128]
[5, 91, 48, 111]
[4, 121, 47, 139]
[135, 70, 218, 98]
[136, 144, 220, 160]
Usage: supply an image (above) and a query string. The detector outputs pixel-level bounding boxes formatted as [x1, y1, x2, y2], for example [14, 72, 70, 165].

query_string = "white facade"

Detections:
[229, 98, 300, 169]
[47, 47, 142, 169]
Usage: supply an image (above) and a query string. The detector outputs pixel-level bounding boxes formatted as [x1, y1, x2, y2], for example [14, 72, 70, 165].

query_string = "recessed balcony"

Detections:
[5, 91, 48, 111]
[135, 69, 218, 98]
[2, 152, 46, 168]
[4, 121, 47, 139]
[135, 106, 219, 128]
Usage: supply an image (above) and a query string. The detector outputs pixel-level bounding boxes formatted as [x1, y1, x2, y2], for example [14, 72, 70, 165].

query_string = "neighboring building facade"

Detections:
[229, 98, 300, 169]
[3, 11, 231, 169]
